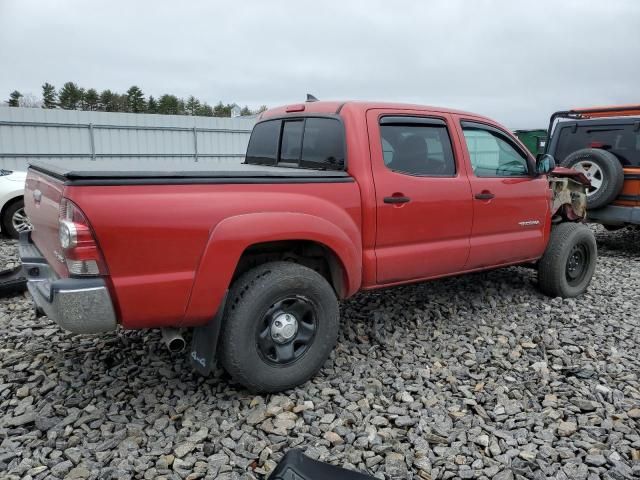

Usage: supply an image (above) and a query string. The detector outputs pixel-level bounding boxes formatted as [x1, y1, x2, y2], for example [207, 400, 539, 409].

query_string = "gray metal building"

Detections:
[0, 107, 256, 172]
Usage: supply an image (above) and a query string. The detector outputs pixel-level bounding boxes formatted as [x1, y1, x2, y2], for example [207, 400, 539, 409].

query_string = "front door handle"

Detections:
[474, 191, 495, 200]
[384, 196, 411, 204]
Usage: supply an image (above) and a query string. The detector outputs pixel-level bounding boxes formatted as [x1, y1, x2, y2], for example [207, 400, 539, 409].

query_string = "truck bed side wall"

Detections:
[65, 182, 362, 329]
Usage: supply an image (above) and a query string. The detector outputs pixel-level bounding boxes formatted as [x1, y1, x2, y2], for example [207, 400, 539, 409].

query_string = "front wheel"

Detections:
[218, 261, 339, 393]
[537, 223, 597, 298]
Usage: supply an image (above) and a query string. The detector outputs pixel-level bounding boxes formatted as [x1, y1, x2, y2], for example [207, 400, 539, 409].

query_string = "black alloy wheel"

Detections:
[256, 296, 317, 366]
[565, 243, 590, 287]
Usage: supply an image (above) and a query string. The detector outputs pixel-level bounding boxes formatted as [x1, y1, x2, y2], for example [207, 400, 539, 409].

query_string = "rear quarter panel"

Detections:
[65, 181, 362, 329]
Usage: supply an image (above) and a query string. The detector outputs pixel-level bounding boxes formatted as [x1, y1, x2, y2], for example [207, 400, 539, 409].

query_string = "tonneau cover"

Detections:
[28, 159, 350, 180]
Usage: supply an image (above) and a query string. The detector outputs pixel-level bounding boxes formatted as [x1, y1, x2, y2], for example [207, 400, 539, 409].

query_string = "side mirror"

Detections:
[536, 154, 556, 175]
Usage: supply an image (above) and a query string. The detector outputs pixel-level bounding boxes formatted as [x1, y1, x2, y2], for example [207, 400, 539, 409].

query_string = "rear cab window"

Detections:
[245, 119, 280, 165]
[245, 116, 346, 170]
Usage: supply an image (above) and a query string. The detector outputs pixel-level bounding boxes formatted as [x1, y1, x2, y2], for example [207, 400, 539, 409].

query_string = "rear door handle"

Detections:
[474, 192, 495, 200]
[384, 196, 411, 204]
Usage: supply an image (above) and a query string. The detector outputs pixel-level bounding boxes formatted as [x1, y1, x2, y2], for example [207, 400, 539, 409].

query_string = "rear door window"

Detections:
[555, 124, 640, 166]
[379, 118, 456, 176]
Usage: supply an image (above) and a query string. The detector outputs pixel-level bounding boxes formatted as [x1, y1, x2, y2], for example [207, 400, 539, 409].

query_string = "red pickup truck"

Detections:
[21, 100, 595, 392]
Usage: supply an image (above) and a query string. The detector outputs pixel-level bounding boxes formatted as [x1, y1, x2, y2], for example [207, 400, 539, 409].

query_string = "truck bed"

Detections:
[28, 159, 352, 185]
[24, 157, 362, 330]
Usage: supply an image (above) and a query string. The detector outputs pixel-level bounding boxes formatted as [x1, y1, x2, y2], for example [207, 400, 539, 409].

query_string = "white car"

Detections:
[0, 170, 30, 239]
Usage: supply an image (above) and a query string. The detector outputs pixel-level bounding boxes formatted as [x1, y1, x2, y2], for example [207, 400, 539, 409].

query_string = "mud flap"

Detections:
[270, 450, 375, 480]
[189, 292, 227, 376]
[0, 266, 27, 297]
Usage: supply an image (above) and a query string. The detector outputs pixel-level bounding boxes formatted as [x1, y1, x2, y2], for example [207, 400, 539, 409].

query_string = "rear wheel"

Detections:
[538, 223, 597, 298]
[2, 198, 31, 239]
[218, 261, 339, 393]
[561, 148, 623, 209]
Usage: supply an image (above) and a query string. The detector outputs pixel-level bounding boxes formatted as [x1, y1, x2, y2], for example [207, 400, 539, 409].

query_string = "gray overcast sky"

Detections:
[1, 0, 639, 128]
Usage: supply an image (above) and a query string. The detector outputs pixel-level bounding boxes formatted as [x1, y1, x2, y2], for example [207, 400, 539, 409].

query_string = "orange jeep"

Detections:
[545, 105, 640, 228]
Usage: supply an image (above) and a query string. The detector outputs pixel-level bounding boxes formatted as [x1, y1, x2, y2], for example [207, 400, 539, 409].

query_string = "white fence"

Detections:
[0, 107, 257, 172]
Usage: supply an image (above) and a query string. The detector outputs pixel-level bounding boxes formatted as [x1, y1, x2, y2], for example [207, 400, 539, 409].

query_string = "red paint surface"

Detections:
[25, 101, 555, 330]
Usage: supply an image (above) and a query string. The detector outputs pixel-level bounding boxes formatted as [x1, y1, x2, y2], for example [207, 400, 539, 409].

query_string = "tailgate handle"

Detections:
[384, 196, 411, 204]
[474, 191, 495, 200]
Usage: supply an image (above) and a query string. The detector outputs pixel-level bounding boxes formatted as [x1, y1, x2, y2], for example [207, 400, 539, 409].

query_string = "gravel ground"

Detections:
[1, 226, 639, 480]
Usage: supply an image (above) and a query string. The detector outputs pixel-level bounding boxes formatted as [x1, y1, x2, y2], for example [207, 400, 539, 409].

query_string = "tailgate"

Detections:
[24, 168, 69, 278]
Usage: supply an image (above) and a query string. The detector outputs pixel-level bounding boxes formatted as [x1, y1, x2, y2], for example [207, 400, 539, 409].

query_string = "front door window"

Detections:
[462, 126, 529, 177]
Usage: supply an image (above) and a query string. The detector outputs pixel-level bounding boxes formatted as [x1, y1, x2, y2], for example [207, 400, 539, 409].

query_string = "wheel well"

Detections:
[0, 196, 23, 225]
[232, 240, 347, 298]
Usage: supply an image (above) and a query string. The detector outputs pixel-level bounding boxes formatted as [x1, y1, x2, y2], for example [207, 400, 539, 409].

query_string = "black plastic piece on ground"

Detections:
[0, 265, 27, 297]
[270, 450, 375, 480]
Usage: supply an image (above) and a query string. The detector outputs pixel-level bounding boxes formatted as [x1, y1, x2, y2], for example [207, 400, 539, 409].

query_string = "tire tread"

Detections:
[2, 198, 24, 240]
[218, 261, 339, 392]
[538, 223, 596, 298]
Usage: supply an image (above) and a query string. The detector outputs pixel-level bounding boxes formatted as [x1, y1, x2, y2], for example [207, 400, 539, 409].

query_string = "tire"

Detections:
[2, 198, 31, 239]
[218, 261, 339, 393]
[538, 223, 597, 298]
[561, 148, 623, 209]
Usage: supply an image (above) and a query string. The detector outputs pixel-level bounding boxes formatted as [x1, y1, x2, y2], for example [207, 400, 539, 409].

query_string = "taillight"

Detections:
[58, 198, 108, 276]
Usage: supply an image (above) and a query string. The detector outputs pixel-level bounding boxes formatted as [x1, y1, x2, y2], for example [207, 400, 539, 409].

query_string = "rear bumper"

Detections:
[19, 232, 117, 334]
[588, 205, 640, 225]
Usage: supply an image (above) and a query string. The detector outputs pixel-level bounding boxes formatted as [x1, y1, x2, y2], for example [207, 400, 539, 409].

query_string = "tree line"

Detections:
[5, 82, 267, 117]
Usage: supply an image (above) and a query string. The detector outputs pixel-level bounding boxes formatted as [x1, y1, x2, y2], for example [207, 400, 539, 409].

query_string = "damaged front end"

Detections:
[548, 167, 590, 222]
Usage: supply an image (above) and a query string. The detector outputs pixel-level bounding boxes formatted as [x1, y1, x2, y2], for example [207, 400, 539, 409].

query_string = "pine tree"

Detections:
[126, 86, 146, 113]
[147, 95, 158, 114]
[58, 82, 83, 110]
[42, 83, 57, 108]
[99, 90, 117, 111]
[185, 95, 201, 115]
[115, 94, 128, 112]
[177, 98, 186, 115]
[157, 94, 180, 115]
[240, 106, 251, 116]
[213, 101, 233, 117]
[196, 103, 214, 117]
[8, 90, 22, 107]
[83, 89, 99, 111]
[78, 88, 87, 109]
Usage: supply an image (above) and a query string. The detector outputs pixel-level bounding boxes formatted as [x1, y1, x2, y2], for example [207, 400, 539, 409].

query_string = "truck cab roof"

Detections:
[261, 100, 493, 123]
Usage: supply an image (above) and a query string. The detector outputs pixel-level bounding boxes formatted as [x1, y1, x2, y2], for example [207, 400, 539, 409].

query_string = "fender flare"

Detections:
[183, 212, 362, 325]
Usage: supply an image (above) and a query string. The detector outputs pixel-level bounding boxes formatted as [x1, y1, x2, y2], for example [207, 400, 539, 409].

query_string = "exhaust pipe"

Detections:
[161, 328, 186, 354]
